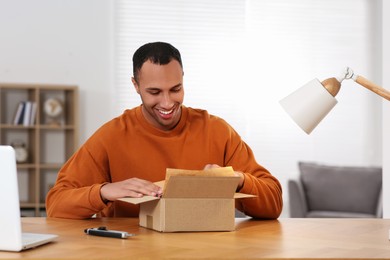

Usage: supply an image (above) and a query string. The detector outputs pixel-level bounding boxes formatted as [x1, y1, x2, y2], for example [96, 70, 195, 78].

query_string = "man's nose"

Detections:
[160, 93, 173, 108]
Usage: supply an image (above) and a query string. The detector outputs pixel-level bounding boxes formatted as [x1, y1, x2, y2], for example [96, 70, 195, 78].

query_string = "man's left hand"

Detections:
[203, 164, 244, 191]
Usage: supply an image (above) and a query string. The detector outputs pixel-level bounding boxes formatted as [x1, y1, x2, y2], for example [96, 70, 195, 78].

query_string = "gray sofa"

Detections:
[288, 162, 382, 218]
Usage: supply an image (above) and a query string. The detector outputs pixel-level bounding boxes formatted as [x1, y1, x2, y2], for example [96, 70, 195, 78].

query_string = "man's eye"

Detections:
[172, 87, 181, 92]
[149, 91, 160, 95]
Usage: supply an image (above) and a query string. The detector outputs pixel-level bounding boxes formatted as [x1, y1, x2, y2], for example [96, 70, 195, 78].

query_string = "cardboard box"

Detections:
[119, 167, 254, 232]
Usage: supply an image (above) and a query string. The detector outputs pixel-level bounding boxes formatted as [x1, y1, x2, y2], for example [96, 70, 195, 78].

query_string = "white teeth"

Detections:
[159, 109, 173, 115]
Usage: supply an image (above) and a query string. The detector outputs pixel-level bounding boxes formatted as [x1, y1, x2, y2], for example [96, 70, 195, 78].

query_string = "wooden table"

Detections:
[1, 217, 390, 259]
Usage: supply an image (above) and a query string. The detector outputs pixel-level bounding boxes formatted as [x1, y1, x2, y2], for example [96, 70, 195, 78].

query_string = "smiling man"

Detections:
[46, 42, 283, 219]
[133, 58, 184, 131]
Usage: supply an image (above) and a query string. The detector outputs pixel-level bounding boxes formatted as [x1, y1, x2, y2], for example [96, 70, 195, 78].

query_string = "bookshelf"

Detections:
[0, 83, 79, 216]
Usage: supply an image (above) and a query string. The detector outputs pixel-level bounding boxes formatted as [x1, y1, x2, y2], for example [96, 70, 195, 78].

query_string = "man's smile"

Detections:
[158, 109, 173, 115]
[157, 108, 175, 119]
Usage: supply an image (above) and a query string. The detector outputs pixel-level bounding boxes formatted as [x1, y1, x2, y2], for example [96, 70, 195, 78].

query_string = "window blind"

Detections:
[113, 0, 381, 216]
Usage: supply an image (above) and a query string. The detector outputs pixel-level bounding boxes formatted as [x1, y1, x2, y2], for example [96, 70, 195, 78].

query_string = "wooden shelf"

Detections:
[0, 83, 79, 216]
[0, 124, 76, 129]
[20, 202, 38, 208]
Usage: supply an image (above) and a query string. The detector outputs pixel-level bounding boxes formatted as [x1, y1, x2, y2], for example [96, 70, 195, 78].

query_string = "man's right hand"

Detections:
[100, 178, 163, 202]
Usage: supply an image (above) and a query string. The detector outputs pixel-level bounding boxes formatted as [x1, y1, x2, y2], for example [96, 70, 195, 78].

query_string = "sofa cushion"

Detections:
[299, 162, 382, 215]
[306, 210, 376, 218]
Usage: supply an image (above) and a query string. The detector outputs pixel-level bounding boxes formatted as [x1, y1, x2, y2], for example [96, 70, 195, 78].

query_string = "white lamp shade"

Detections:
[279, 79, 338, 134]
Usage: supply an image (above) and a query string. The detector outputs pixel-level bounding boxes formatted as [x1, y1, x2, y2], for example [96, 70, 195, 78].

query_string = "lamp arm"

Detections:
[353, 75, 390, 101]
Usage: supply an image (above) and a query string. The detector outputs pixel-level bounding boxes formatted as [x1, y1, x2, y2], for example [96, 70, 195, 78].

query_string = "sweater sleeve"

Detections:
[45, 145, 110, 219]
[220, 121, 283, 219]
[235, 165, 283, 219]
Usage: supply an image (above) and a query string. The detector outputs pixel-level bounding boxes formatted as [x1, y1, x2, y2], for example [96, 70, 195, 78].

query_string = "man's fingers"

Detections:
[124, 178, 162, 196]
[123, 189, 144, 198]
[203, 164, 221, 170]
[100, 177, 163, 202]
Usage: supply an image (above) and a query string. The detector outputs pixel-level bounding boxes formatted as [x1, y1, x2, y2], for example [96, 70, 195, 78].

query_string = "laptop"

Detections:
[0, 145, 58, 251]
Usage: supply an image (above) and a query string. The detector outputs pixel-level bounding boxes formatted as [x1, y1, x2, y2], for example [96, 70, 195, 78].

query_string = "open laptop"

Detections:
[0, 145, 57, 251]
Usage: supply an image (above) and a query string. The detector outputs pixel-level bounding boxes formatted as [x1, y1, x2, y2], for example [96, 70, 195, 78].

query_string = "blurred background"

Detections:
[0, 0, 388, 217]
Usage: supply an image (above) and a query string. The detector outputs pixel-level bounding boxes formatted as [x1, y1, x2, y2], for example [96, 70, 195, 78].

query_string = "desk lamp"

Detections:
[279, 67, 390, 134]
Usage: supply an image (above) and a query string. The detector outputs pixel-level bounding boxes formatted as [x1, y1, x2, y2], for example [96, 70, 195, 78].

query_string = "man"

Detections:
[46, 42, 283, 219]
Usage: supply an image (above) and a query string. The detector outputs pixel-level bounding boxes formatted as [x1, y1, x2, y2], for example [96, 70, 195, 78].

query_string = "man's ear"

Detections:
[131, 77, 140, 94]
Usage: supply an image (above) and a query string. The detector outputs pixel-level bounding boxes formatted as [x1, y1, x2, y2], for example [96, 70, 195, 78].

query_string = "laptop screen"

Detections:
[0, 145, 24, 251]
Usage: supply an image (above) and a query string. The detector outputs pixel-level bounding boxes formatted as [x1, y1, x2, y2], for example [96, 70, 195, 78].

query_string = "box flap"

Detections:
[164, 167, 235, 192]
[234, 192, 256, 199]
[118, 195, 160, 205]
[117, 167, 252, 204]
[165, 166, 235, 180]
[163, 175, 240, 198]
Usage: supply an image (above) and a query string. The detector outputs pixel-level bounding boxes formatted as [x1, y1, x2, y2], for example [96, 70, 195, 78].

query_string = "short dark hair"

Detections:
[132, 42, 183, 83]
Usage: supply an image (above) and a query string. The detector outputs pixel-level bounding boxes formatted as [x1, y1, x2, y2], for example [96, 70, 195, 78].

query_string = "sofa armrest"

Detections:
[288, 179, 308, 218]
[376, 188, 383, 218]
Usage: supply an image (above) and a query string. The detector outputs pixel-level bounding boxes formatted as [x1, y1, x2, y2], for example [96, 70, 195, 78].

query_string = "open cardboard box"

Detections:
[118, 167, 254, 232]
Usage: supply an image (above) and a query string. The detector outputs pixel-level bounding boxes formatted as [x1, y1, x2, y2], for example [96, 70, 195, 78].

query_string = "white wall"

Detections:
[0, 0, 113, 143]
[382, 0, 390, 218]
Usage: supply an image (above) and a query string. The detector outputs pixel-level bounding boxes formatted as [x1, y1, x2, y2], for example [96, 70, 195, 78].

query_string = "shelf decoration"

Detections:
[11, 141, 29, 163]
[43, 98, 64, 126]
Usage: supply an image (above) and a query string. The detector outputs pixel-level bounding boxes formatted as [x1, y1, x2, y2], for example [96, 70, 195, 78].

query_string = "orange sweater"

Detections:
[46, 106, 282, 219]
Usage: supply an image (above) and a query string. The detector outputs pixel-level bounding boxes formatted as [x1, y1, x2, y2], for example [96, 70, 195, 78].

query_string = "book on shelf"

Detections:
[13, 102, 25, 125]
[22, 101, 31, 126]
[13, 101, 37, 126]
[29, 102, 37, 125]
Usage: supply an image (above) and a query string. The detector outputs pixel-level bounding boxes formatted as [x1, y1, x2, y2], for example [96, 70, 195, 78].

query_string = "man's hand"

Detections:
[100, 178, 163, 202]
[203, 164, 245, 190]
